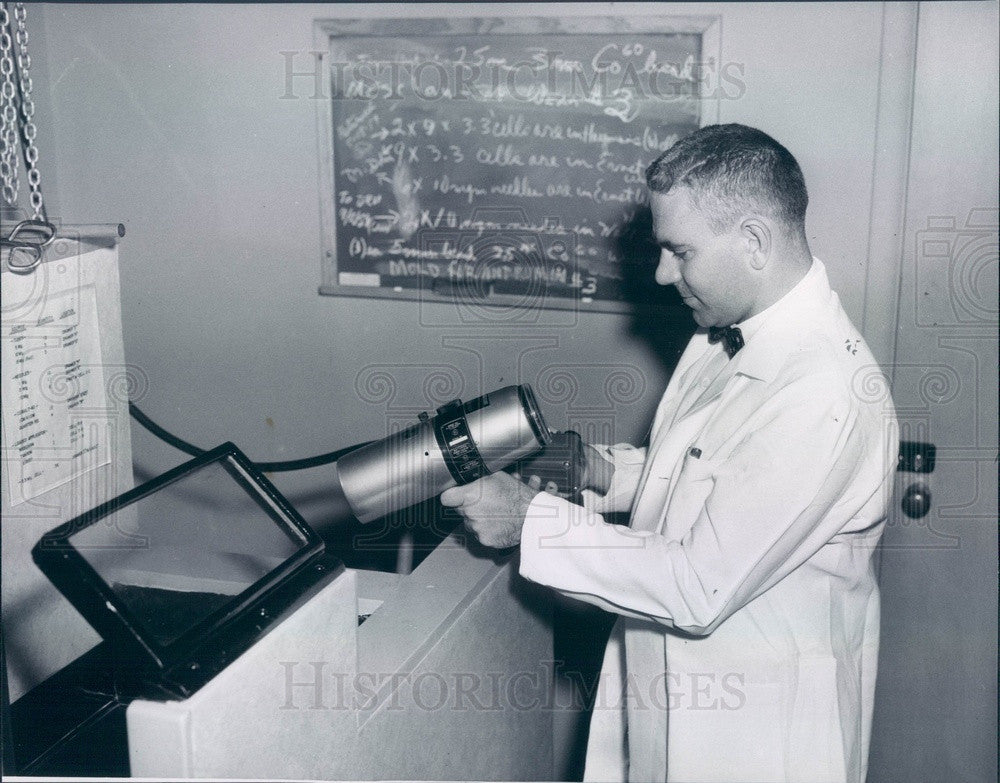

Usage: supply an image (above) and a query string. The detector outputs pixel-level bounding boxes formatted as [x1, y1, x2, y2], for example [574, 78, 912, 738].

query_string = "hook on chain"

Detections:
[1, 216, 55, 273]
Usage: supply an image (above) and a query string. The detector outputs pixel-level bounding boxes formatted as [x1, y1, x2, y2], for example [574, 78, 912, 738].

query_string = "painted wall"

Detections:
[26, 2, 889, 529]
[869, 3, 999, 780]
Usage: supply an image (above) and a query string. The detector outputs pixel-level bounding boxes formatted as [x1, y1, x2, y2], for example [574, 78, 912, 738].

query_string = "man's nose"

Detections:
[655, 249, 681, 286]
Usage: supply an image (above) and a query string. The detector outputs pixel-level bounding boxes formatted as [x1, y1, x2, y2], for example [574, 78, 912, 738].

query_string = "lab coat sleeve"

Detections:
[579, 443, 647, 515]
[519, 373, 880, 635]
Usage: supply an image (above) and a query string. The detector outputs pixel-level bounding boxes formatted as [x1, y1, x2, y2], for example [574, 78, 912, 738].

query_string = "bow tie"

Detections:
[708, 326, 744, 358]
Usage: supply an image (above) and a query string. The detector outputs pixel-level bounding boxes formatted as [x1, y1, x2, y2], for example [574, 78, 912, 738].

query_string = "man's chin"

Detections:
[683, 298, 707, 322]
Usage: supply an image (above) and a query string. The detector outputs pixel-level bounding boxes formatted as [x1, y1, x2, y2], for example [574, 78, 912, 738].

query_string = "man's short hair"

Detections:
[645, 124, 808, 234]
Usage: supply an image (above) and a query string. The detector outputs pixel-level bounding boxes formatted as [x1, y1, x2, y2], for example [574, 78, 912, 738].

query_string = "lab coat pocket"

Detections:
[661, 452, 720, 539]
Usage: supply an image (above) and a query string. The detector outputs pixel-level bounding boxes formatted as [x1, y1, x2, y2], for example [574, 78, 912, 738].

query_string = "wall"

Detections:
[868, 3, 999, 780]
[25, 2, 889, 532]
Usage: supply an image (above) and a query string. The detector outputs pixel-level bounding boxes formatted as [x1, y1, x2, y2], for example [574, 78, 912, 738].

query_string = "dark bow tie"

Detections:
[708, 326, 744, 358]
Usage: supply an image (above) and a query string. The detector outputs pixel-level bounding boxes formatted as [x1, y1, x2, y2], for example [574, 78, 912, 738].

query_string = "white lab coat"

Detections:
[519, 260, 898, 783]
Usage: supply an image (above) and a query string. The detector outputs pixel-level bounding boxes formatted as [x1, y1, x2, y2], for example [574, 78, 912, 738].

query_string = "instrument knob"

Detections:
[901, 482, 932, 519]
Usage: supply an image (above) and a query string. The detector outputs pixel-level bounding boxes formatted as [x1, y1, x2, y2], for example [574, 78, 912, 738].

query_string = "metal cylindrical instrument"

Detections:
[336, 384, 549, 523]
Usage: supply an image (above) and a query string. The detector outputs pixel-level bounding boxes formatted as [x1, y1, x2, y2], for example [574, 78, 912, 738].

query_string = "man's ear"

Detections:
[741, 218, 771, 270]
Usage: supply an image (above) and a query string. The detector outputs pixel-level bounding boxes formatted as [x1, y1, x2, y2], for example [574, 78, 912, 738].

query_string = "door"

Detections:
[868, 3, 998, 781]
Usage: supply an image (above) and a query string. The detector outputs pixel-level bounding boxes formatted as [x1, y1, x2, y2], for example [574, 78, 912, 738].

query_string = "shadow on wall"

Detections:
[616, 205, 696, 374]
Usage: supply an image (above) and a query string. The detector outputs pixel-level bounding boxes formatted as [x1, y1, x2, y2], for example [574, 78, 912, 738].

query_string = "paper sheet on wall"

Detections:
[1, 283, 111, 505]
[1, 238, 133, 702]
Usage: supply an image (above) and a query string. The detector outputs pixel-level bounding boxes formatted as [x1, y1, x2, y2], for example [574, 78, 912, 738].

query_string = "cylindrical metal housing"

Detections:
[336, 384, 549, 523]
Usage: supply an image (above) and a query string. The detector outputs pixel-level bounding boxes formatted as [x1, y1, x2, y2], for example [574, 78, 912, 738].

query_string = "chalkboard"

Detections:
[316, 16, 719, 312]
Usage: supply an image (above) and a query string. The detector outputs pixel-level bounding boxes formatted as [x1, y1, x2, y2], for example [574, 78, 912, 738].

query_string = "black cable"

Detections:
[128, 402, 369, 471]
[128, 402, 204, 457]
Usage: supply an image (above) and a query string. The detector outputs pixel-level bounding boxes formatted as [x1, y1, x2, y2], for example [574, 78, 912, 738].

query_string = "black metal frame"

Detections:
[31, 442, 337, 699]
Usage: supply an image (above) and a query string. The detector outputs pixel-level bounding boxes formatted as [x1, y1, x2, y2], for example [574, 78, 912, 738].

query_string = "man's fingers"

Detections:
[439, 485, 470, 507]
[521, 474, 559, 494]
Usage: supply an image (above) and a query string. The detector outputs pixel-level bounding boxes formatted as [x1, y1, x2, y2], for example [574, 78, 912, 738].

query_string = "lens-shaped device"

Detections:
[336, 384, 550, 523]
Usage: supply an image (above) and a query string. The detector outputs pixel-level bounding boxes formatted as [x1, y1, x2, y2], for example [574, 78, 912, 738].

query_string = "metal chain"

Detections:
[0, 3, 20, 206]
[12, 3, 43, 218]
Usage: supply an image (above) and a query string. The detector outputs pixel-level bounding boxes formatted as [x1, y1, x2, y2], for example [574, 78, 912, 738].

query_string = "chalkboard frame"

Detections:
[314, 14, 721, 313]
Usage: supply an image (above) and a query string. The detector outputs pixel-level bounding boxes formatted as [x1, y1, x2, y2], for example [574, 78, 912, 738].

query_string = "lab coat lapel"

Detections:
[681, 353, 740, 420]
[648, 332, 713, 435]
[632, 344, 738, 536]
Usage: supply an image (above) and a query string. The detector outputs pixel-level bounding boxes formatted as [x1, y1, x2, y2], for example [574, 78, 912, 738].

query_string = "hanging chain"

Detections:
[1, 2, 45, 219]
[0, 3, 20, 207]
[12, 3, 42, 218]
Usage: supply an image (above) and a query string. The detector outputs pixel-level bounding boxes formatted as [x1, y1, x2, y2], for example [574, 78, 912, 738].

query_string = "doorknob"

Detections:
[901, 482, 932, 519]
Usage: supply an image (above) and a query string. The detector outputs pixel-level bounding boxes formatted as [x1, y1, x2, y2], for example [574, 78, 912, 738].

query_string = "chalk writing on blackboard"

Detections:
[317, 17, 715, 311]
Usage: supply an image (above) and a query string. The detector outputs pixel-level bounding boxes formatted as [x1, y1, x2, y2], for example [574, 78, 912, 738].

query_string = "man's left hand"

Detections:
[439, 472, 540, 549]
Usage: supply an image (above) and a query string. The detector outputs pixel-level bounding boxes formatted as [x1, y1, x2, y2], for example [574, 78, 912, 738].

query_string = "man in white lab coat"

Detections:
[441, 124, 898, 783]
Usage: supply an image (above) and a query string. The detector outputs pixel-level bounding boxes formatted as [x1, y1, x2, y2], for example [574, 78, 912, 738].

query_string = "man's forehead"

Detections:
[650, 188, 702, 238]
